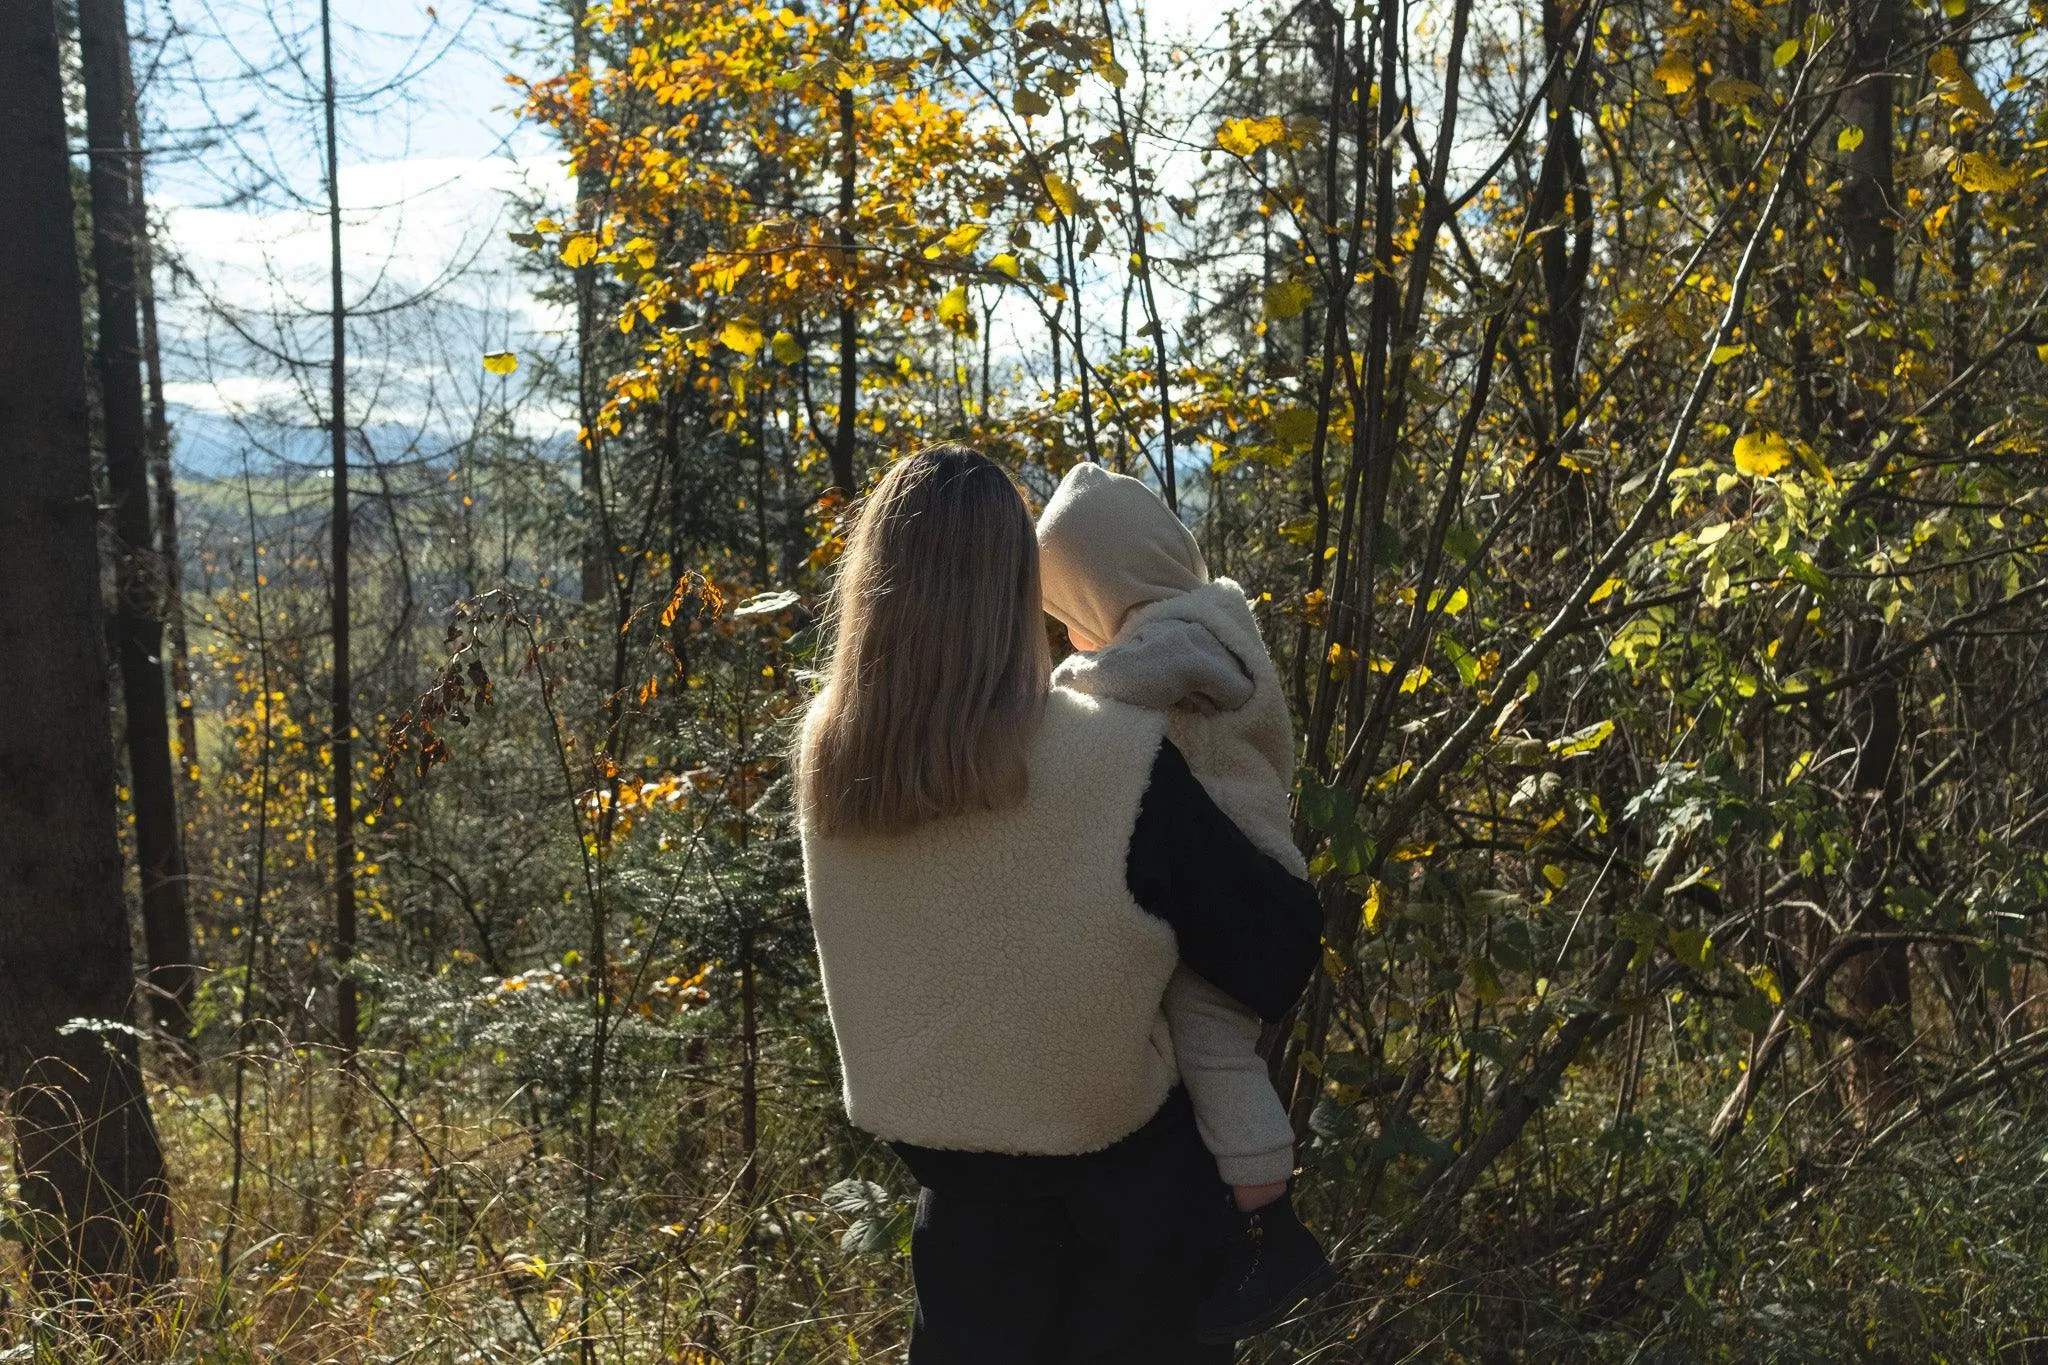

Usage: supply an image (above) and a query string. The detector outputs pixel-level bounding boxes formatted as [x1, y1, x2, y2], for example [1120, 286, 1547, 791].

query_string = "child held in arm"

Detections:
[1036, 462, 1335, 1345]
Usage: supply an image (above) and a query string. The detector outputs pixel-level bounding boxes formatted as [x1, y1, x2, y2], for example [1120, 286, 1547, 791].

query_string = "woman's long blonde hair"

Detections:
[798, 446, 1050, 836]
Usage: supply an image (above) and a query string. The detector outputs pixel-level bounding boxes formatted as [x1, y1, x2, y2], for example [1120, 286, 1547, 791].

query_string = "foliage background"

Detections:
[8, 0, 2048, 1359]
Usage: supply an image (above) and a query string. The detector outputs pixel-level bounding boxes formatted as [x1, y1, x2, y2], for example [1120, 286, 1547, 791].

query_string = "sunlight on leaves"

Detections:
[1733, 430, 1792, 477]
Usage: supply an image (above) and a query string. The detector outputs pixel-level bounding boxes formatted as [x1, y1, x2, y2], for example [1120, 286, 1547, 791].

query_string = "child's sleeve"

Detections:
[1126, 740, 1321, 1021]
[1163, 966, 1298, 1186]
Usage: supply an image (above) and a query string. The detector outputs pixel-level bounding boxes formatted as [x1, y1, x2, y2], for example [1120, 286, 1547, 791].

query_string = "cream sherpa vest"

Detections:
[801, 687, 1179, 1155]
[1056, 578, 1306, 878]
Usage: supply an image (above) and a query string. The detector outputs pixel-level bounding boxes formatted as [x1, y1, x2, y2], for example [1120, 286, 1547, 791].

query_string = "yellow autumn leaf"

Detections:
[1276, 514, 1317, 545]
[1043, 172, 1081, 216]
[936, 284, 971, 327]
[1930, 47, 1996, 120]
[482, 351, 518, 374]
[1705, 76, 1762, 106]
[1773, 38, 1800, 68]
[1954, 151, 2024, 193]
[989, 252, 1022, 280]
[770, 331, 804, 365]
[719, 318, 765, 356]
[561, 233, 598, 268]
[1733, 430, 1792, 477]
[1216, 115, 1287, 157]
[1264, 278, 1313, 320]
[939, 222, 986, 253]
[1363, 880, 1384, 932]
[1270, 405, 1318, 445]
[1837, 125, 1866, 153]
[1588, 575, 1624, 604]
[1652, 54, 1695, 95]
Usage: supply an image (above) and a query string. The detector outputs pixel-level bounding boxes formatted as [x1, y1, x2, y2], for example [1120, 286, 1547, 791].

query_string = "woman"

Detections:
[798, 447, 1321, 1362]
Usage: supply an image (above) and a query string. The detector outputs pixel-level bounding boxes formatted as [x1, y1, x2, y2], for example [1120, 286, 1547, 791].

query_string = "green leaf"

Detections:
[1733, 993, 1775, 1034]
[1295, 773, 1356, 834]
[1668, 924, 1714, 972]
[1784, 552, 1831, 596]
[1609, 617, 1663, 667]
[1773, 38, 1801, 68]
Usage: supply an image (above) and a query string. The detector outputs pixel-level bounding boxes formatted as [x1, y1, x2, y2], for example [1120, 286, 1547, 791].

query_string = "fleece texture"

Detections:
[1037, 462, 1306, 1186]
[1056, 579, 1305, 880]
[1086, 589, 1306, 1184]
[802, 687, 1180, 1156]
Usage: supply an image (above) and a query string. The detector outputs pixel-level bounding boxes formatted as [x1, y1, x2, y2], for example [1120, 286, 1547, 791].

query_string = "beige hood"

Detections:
[1036, 461, 1209, 648]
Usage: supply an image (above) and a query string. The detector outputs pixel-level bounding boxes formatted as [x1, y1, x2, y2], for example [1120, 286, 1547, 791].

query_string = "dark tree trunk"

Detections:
[0, 0, 173, 1289]
[833, 80, 859, 496]
[125, 37, 200, 820]
[320, 0, 358, 1062]
[1837, 0, 1911, 1119]
[1535, 0, 1591, 436]
[80, 0, 193, 1043]
[1839, 2, 1901, 294]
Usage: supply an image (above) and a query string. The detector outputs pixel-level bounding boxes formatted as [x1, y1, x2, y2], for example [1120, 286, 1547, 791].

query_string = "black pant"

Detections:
[896, 1091, 1234, 1364]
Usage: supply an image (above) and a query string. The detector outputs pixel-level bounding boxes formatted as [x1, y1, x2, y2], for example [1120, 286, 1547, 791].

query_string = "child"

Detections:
[1036, 461, 1335, 1344]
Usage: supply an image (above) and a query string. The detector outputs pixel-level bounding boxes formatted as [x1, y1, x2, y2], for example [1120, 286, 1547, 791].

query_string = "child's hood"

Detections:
[1036, 461, 1208, 648]
[1053, 605, 1256, 715]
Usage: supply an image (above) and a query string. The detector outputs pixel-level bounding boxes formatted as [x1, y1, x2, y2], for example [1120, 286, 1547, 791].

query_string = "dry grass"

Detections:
[2, 1049, 912, 1363]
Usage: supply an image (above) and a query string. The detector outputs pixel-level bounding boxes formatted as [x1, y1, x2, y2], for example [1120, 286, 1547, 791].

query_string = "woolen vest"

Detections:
[801, 687, 1179, 1155]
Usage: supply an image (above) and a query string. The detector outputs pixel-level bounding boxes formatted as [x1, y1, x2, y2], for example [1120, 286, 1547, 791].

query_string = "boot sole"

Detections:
[1193, 1259, 1339, 1345]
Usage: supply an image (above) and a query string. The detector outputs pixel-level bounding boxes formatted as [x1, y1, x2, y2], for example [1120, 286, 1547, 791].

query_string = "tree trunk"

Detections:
[122, 33, 201, 815]
[79, 0, 193, 1043]
[1837, 0, 1911, 1119]
[0, 0, 173, 1289]
[320, 0, 358, 1063]
[572, 0, 609, 603]
[832, 79, 859, 495]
